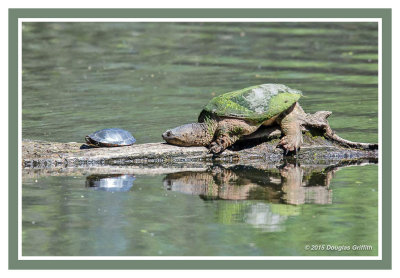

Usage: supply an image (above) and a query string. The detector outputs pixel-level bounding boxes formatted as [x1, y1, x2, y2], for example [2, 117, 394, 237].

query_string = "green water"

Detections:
[22, 22, 378, 256]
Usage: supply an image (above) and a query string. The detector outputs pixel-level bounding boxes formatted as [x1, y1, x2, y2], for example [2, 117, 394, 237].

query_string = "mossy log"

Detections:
[22, 125, 378, 169]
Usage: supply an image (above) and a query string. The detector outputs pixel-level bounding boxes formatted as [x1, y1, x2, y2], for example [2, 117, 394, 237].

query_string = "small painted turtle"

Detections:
[85, 128, 136, 147]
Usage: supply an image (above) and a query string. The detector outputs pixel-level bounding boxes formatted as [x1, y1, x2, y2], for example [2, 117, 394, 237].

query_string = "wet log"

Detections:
[22, 125, 378, 169]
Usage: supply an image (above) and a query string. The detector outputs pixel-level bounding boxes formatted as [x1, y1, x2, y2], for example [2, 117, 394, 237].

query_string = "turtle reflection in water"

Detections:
[163, 164, 334, 204]
[163, 163, 353, 232]
[86, 174, 136, 192]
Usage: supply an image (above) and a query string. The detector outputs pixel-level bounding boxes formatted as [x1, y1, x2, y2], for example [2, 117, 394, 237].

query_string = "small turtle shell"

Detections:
[85, 128, 136, 147]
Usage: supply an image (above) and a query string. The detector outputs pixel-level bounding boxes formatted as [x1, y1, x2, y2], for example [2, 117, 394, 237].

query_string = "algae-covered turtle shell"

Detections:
[85, 128, 136, 147]
[200, 84, 302, 123]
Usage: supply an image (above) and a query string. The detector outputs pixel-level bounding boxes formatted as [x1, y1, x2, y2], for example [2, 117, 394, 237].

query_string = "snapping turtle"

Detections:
[162, 84, 306, 154]
[85, 128, 136, 147]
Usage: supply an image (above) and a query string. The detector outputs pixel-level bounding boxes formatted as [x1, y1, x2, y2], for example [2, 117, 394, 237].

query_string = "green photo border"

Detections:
[9, 8, 391, 269]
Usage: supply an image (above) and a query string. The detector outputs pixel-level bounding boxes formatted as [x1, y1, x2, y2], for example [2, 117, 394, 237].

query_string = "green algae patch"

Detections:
[265, 92, 301, 119]
[232, 126, 244, 135]
[203, 84, 302, 123]
[204, 85, 258, 117]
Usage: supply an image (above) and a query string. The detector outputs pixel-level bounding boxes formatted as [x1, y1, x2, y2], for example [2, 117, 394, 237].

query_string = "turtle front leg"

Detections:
[278, 104, 304, 153]
[209, 119, 259, 154]
[209, 134, 240, 154]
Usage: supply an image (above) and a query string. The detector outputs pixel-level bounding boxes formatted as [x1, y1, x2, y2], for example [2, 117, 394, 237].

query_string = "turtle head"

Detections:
[162, 123, 213, 147]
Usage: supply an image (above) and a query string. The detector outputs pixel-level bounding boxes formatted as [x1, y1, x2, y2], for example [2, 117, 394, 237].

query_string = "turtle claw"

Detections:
[209, 142, 224, 154]
[279, 135, 301, 155]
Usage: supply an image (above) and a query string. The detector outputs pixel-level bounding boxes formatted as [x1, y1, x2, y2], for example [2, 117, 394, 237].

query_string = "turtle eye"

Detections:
[166, 131, 172, 137]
